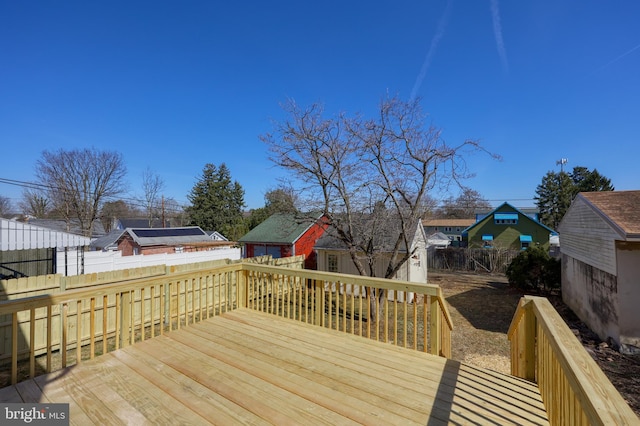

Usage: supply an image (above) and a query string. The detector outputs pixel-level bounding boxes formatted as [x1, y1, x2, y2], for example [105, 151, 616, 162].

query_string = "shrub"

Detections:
[506, 245, 560, 293]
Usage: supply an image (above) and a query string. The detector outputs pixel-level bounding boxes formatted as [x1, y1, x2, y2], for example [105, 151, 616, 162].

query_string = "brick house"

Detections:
[94, 226, 232, 255]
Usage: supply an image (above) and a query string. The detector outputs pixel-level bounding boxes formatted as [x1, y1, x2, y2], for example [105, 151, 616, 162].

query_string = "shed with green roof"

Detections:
[238, 213, 328, 269]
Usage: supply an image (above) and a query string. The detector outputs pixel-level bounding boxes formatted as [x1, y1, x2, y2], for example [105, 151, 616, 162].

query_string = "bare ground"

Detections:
[430, 271, 640, 418]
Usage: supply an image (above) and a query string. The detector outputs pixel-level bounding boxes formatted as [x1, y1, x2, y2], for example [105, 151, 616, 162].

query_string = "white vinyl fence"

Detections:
[58, 248, 242, 276]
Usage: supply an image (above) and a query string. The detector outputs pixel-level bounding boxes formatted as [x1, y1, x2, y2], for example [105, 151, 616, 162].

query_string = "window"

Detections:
[520, 235, 532, 250]
[444, 227, 453, 232]
[494, 213, 518, 225]
[327, 254, 338, 272]
[267, 246, 282, 258]
[482, 235, 493, 248]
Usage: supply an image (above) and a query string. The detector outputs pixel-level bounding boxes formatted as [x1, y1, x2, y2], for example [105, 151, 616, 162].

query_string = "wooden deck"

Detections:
[0, 309, 549, 425]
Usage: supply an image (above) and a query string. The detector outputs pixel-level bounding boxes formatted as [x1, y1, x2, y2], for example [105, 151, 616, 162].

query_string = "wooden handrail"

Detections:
[242, 263, 446, 296]
[0, 264, 243, 316]
[0, 261, 454, 386]
[508, 296, 639, 425]
[240, 264, 453, 357]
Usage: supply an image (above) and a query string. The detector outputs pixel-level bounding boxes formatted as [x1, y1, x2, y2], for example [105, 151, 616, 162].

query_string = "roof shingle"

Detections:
[580, 190, 640, 237]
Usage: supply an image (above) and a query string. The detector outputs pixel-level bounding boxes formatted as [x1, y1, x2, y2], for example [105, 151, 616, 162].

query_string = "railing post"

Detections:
[314, 279, 324, 326]
[120, 291, 131, 348]
[430, 294, 442, 356]
[511, 298, 536, 381]
[238, 268, 247, 308]
[437, 288, 452, 358]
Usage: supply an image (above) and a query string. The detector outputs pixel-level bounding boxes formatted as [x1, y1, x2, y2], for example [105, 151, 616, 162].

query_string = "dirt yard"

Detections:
[2, 271, 637, 418]
[429, 271, 640, 418]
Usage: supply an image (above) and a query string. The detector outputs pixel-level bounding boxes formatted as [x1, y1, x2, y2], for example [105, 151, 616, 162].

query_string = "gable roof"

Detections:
[206, 230, 228, 241]
[462, 202, 556, 235]
[427, 231, 451, 247]
[238, 213, 323, 245]
[577, 191, 640, 238]
[428, 231, 451, 240]
[125, 226, 212, 247]
[90, 229, 126, 251]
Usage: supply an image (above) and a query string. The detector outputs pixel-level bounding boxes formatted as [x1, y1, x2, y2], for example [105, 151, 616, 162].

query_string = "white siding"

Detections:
[316, 224, 428, 285]
[558, 198, 619, 275]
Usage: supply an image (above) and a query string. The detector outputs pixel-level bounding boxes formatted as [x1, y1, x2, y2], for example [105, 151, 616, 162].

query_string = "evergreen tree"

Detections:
[535, 166, 613, 230]
[506, 245, 560, 294]
[570, 167, 614, 194]
[186, 163, 246, 240]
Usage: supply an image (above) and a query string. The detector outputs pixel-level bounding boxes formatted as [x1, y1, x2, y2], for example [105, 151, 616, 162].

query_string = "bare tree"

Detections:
[263, 95, 496, 281]
[19, 189, 50, 218]
[141, 167, 165, 227]
[437, 188, 491, 218]
[0, 195, 12, 217]
[162, 197, 186, 227]
[100, 199, 135, 232]
[35, 148, 127, 237]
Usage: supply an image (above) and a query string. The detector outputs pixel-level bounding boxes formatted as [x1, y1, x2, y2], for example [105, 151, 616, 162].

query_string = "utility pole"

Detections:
[161, 196, 166, 228]
[556, 158, 568, 173]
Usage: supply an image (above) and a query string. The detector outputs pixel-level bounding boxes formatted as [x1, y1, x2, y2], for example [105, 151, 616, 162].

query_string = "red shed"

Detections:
[238, 213, 328, 269]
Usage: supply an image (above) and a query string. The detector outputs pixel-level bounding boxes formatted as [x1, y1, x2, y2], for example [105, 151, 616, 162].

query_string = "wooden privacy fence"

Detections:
[428, 247, 520, 273]
[508, 296, 639, 425]
[0, 259, 452, 386]
[0, 248, 56, 279]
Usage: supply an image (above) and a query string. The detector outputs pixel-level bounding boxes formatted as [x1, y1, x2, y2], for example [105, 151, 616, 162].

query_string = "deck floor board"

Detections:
[1, 309, 549, 425]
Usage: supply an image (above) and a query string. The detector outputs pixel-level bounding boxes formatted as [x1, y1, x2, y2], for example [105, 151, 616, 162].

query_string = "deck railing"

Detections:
[0, 263, 244, 385]
[242, 263, 453, 357]
[0, 262, 452, 386]
[508, 296, 639, 425]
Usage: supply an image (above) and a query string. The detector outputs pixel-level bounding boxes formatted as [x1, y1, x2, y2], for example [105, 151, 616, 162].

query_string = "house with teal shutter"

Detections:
[462, 202, 556, 250]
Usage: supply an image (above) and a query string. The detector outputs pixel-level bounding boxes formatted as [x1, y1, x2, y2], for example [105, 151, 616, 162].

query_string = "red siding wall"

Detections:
[243, 217, 328, 269]
[295, 220, 329, 269]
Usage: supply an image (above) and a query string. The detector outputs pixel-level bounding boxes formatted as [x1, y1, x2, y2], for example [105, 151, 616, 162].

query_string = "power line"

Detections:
[2, 176, 537, 214]
[0, 177, 189, 214]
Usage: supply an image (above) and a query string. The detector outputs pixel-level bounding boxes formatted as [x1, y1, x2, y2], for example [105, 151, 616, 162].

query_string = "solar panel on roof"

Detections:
[132, 228, 204, 238]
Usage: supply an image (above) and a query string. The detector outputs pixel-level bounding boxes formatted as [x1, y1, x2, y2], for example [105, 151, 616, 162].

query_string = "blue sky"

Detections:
[1, 1, 639, 211]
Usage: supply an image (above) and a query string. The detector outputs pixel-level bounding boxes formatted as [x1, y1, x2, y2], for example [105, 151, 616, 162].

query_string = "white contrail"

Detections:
[409, 0, 453, 101]
[594, 42, 640, 73]
[490, 0, 509, 73]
